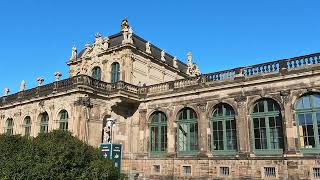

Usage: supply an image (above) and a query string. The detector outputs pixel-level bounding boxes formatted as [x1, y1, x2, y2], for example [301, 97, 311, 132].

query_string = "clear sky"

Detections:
[0, 0, 319, 93]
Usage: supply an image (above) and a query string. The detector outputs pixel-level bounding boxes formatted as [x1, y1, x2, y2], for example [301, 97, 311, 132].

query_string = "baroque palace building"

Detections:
[1, 19, 320, 179]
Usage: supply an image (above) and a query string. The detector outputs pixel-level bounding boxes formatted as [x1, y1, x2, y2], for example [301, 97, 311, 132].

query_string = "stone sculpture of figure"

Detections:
[121, 17, 129, 32]
[173, 57, 178, 68]
[161, 50, 166, 61]
[146, 41, 151, 54]
[70, 46, 77, 60]
[127, 27, 133, 43]
[194, 64, 201, 76]
[3, 88, 9, 96]
[103, 37, 109, 50]
[187, 52, 193, 65]
[103, 124, 111, 143]
[37, 77, 44, 86]
[20, 80, 25, 92]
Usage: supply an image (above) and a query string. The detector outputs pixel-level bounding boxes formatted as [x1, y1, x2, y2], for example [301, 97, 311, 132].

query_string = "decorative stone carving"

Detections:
[173, 57, 178, 68]
[146, 41, 151, 54]
[121, 17, 129, 32]
[54, 72, 62, 81]
[3, 88, 9, 96]
[103, 122, 111, 143]
[197, 103, 207, 112]
[37, 77, 44, 86]
[70, 46, 77, 60]
[234, 95, 247, 103]
[187, 52, 193, 65]
[103, 37, 109, 50]
[161, 50, 166, 61]
[121, 18, 133, 44]
[19, 80, 25, 92]
[186, 52, 201, 76]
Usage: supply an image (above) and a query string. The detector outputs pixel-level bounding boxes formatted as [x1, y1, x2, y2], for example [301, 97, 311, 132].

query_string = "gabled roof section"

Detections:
[72, 32, 189, 75]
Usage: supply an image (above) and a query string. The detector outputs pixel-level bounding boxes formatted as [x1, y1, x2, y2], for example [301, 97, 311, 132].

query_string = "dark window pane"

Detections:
[258, 101, 265, 112]
[259, 118, 266, 127]
[253, 104, 258, 113]
[314, 95, 320, 108]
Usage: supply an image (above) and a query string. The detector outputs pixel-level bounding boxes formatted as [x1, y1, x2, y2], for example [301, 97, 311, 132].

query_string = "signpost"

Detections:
[101, 143, 122, 174]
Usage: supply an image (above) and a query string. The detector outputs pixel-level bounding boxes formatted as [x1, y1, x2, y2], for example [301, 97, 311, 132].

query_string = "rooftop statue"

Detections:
[20, 80, 25, 92]
[161, 50, 166, 61]
[121, 17, 129, 32]
[186, 52, 201, 76]
[146, 41, 151, 54]
[3, 88, 9, 96]
[70, 46, 77, 60]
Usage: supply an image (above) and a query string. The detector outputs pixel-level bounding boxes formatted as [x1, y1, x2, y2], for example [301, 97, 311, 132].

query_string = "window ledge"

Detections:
[213, 150, 237, 156]
[254, 149, 283, 155]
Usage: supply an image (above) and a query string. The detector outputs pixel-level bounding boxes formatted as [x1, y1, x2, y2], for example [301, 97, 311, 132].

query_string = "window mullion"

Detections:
[265, 117, 271, 150]
[223, 117, 227, 151]
[313, 112, 320, 148]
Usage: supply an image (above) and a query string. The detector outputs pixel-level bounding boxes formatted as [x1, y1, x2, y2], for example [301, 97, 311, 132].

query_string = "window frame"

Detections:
[91, 66, 102, 80]
[23, 116, 32, 137]
[111, 62, 120, 83]
[59, 110, 69, 131]
[6, 118, 14, 135]
[210, 104, 237, 155]
[250, 99, 284, 155]
[40, 112, 49, 133]
[295, 94, 320, 153]
[176, 108, 199, 156]
[149, 111, 167, 156]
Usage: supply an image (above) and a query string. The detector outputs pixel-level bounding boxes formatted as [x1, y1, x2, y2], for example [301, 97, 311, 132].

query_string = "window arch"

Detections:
[40, 112, 49, 133]
[24, 116, 32, 137]
[295, 93, 320, 151]
[211, 103, 237, 154]
[177, 107, 198, 155]
[92, 66, 102, 80]
[6, 118, 14, 135]
[59, 110, 69, 131]
[111, 62, 120, 83]
[251, 99, 284, 154]
[149, 111, 167, 154]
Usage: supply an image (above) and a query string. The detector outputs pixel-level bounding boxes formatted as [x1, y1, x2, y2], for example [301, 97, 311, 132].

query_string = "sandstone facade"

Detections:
[1, 20, 320, 179]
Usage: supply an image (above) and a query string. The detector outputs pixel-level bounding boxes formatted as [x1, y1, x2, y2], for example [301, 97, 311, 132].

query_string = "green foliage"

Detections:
[0, 130, 118, 180]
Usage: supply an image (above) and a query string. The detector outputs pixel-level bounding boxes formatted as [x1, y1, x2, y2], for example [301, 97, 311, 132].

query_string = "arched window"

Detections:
[111, 62, 120, 83]
[24, 116, 32, 137]
[59, 110, 69, 131]
[251, 99, 283, 154]
[40, 112, 49, 133]
[295, 94, 320, 151]
[149, 111, 167, 154]
[6, 118, 14, 135]
[92, 66, 102, 80]
[211, 103, 237, 154]
[177, 108, 198, 155]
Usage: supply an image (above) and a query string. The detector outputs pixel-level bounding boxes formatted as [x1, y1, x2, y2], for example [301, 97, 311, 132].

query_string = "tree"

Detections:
[0, 130, 118, 180]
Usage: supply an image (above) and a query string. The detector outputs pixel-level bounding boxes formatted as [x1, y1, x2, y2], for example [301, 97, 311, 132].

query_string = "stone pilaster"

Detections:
[197, 103, 208, 156]
[167, 106, 176, 157]
[281, 90, 297, 154]
[235, 96, 250, 155]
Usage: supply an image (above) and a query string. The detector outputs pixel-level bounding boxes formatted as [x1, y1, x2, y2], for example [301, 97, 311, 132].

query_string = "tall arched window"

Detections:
[92, 66, 102, 80]
[40, 112, 49, 133]
[59, 110, 69, 131]
[150, 111, 167, 154]
[251, 99, 283, 154]
[24, 116, 32, 137]
[295, 94, 320, 151]
[6, 118, 14, 135]
[211, 103, 237, 154]
[111, 62, 120, 83]
[177, 108, 198, 155]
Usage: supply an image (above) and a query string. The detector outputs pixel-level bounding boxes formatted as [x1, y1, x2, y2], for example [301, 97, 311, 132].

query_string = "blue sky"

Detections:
[0, 0, 319, 93]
